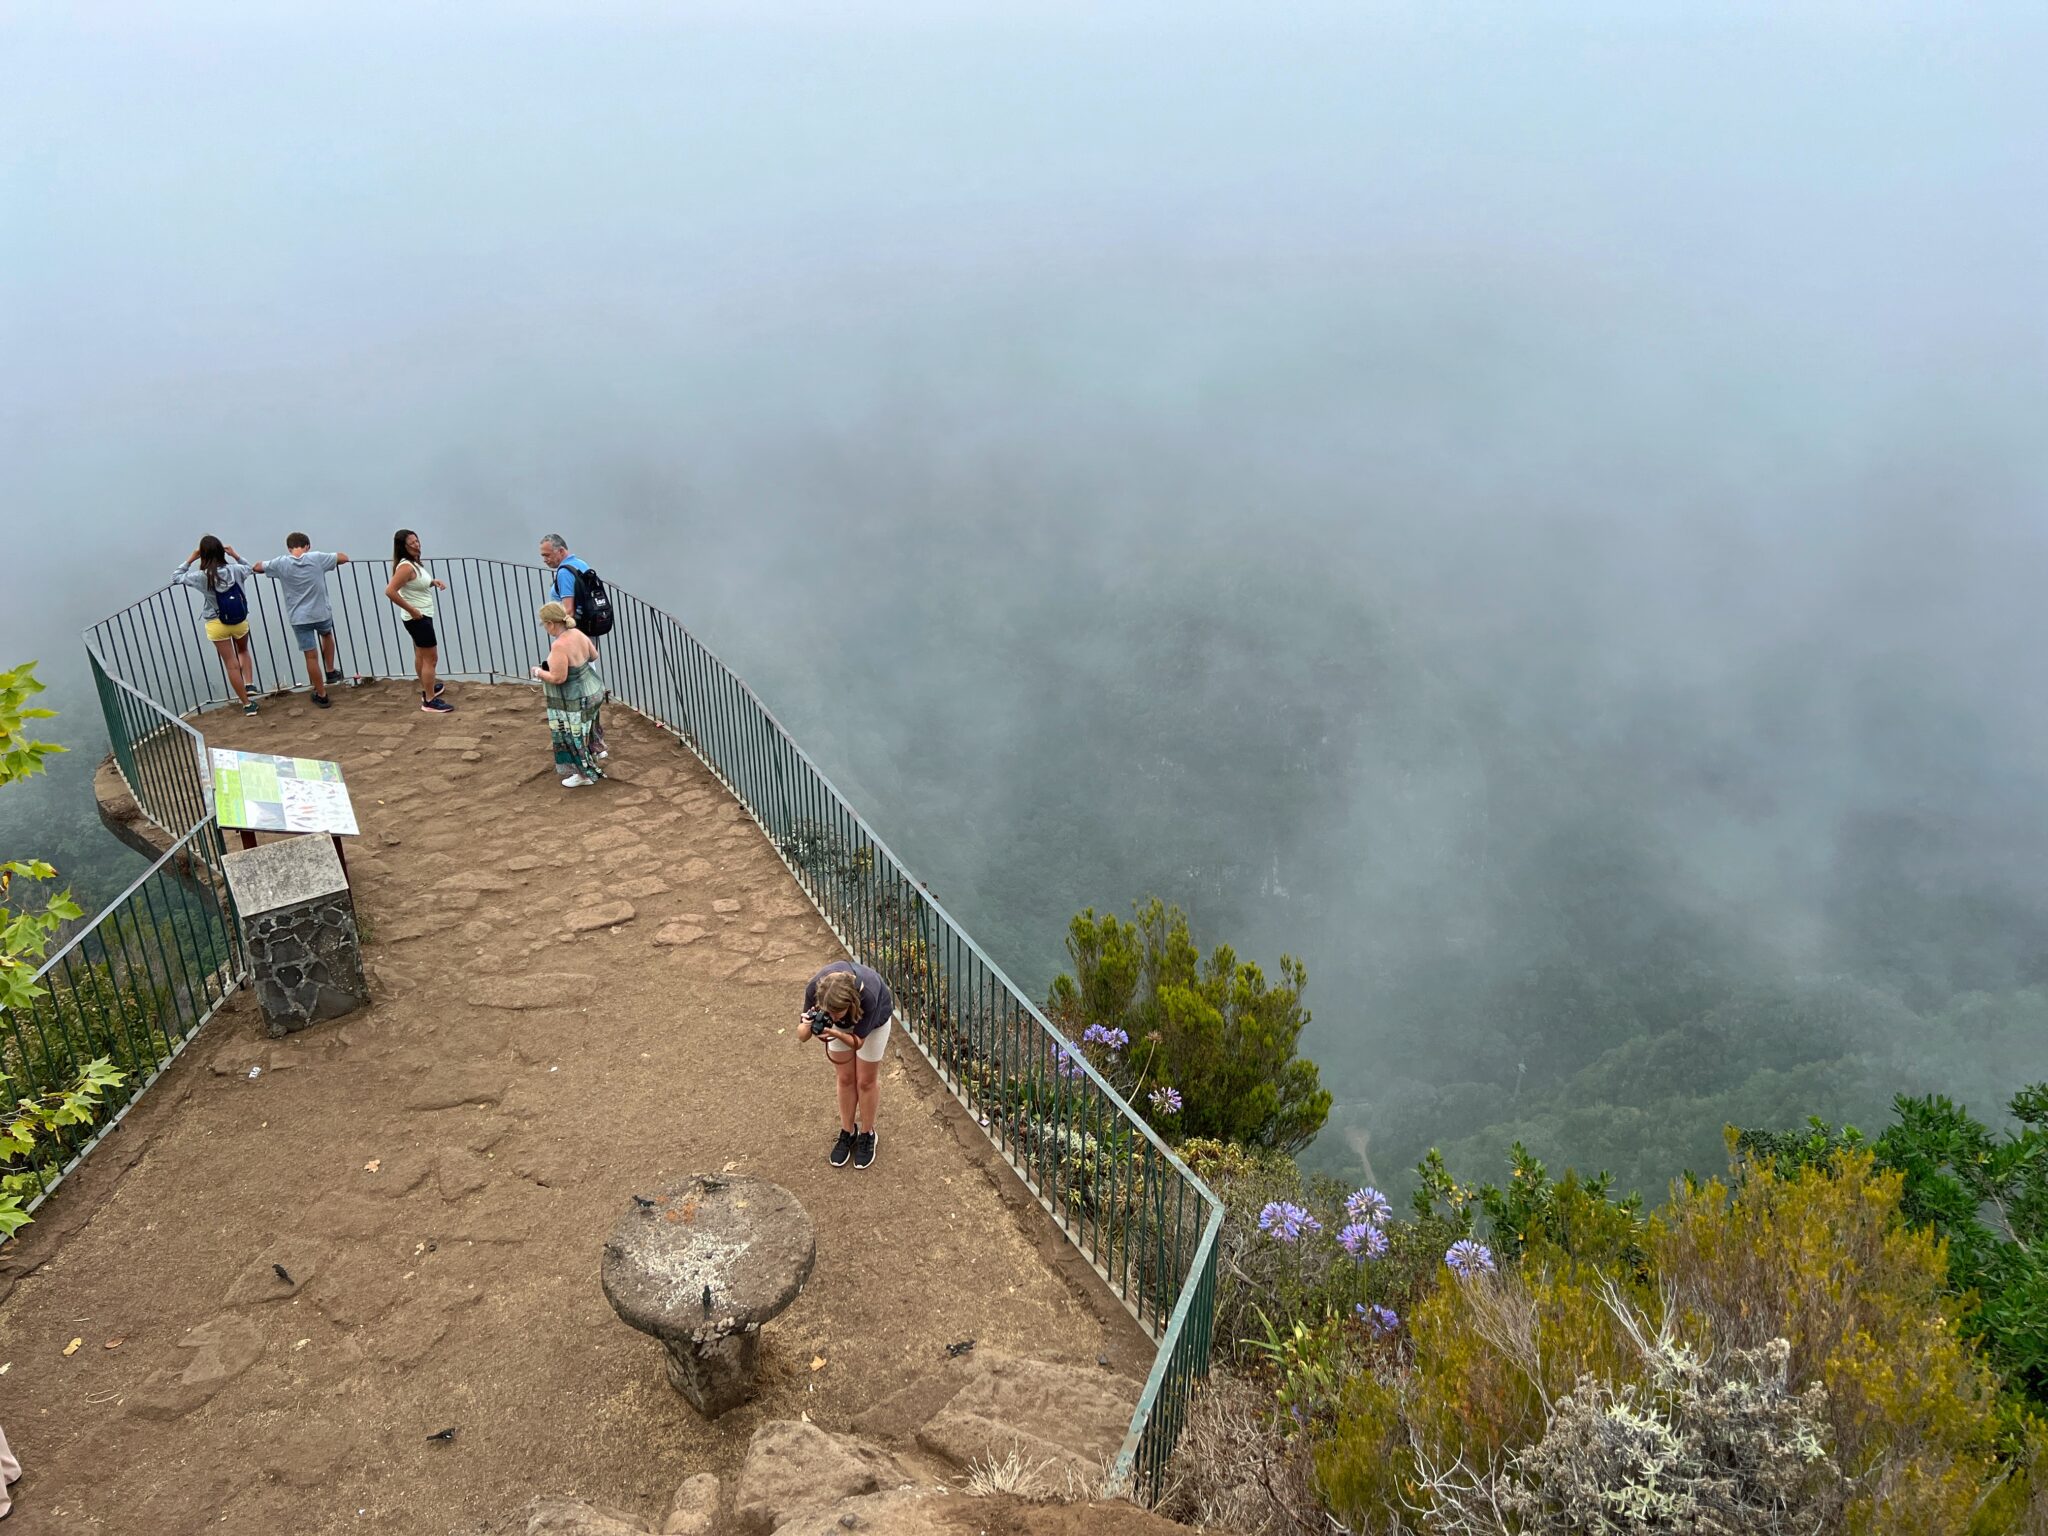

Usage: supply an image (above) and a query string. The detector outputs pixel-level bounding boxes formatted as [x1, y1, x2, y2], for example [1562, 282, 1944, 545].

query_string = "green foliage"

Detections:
[1742, 1087, 2048, 1413]
[2, 662, 105, 1239]
[1047, 897, 1331, 1151]
[1309, 1147, 2031, 1536]
[2, 663, 81, 1018]
[0, 1055, 125, 1237]
[1479, 1140, 1650, 1278]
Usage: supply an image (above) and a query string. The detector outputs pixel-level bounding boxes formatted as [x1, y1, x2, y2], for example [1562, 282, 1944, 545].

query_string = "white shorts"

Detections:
[826, 1019, 892, 1065]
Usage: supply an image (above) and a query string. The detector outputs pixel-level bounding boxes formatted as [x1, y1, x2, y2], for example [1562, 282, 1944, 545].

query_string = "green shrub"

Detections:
[1046, 897, 1330, 1151]
[1313, 1148, 2034, 1536]
[1741, 1085, 2048, 1414]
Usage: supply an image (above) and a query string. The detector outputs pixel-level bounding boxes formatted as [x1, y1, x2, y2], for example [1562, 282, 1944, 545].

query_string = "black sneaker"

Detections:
[853, 1130, 878, 1170]
[829, 1129, 856, 1168]
[324, 668, 344, 685]
[312, 692, 332, 709]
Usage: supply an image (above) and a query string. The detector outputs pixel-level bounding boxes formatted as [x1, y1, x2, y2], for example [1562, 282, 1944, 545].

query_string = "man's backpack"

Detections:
[570, 564, 615, 637]
[215, 579, 249, 626]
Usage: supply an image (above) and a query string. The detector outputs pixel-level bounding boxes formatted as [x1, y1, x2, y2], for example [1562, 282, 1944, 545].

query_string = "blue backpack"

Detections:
[215, 578, 249, 626]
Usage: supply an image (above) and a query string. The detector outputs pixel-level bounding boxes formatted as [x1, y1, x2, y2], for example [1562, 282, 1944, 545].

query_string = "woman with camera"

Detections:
[796, 961, 894, 1171]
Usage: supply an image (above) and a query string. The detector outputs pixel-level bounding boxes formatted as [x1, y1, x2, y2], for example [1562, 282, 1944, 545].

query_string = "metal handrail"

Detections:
[51, 556, 1221, 1498]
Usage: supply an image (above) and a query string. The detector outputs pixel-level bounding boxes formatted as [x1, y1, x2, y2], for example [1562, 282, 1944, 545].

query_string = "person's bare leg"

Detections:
[234, 635, 255, 701]
[302, 648, 324, 696]
[319, 629, 339, 679]
[212, 636, 247, 704]
[419, 645, 439, 700]
[834, 1056, 859, 1133]
[856, 1060, 881, 1133]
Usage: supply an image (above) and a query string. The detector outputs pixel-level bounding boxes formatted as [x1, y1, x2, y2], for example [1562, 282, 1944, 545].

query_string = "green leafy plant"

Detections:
[2, 660, 89, 1236]
[0, 1055, 126, 1237]
[1047, 897, 1331, 1151]
[1742, 1087, 2048, 1412]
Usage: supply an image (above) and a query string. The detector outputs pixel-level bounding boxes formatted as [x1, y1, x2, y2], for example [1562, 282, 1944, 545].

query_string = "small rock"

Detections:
[733, 1420, 902, 1533]
[712, 899, 742, 914]
[470, 973, 596, 1010]
[566, 901, 636, 933]
[405, 1066, 507, 1111]
[654, 923, 708, 947]
[525, 1496, 650, 1536]
[128, 1315, 264, 1421]
[661, 1473, 721, 1536]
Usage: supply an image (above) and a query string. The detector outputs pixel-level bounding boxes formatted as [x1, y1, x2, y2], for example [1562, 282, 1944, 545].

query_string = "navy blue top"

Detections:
[804, 961, 894, 1040]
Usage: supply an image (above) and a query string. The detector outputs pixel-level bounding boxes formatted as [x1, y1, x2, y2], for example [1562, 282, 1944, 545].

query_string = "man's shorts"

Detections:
[204, 617, 250, 642]
[825, 1018, 893, 1065]
[292, 618, 336, 653]
[402, 616, 438, 650]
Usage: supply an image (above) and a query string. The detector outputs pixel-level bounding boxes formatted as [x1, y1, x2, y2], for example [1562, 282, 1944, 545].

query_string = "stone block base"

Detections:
[246, 892, 370, 1035]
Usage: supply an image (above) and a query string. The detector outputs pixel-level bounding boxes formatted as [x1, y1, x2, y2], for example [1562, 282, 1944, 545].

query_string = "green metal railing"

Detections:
[63, 556, 1222, 1499]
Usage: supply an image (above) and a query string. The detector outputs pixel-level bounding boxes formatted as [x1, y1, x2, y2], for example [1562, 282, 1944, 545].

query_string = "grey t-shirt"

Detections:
[257, 551, 340, 626]
[803, 961, 895, 1040]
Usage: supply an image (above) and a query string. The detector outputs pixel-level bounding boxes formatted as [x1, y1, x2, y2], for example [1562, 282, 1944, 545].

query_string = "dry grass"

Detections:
[964, 1448, 1112, 1504]
[1155, 1372, 1327, 1535]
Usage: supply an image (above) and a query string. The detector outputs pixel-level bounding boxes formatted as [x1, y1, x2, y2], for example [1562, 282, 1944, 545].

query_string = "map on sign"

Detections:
[210, 748, 359, 836]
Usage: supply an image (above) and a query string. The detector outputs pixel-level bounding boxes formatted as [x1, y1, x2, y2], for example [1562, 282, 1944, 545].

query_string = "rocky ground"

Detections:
[0, 680, 1149, 1535]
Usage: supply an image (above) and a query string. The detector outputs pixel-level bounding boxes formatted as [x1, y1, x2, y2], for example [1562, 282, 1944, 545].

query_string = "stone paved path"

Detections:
[0, 680, 1145, 1536]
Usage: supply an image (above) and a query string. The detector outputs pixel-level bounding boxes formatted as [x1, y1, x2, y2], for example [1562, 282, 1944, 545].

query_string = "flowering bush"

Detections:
[1445, 1238, 1496, 1279]
[1337, 1222, 1388, 1260]
[1258, 1200, 1321, 1243]
[1311, 1147, 2039, 1536]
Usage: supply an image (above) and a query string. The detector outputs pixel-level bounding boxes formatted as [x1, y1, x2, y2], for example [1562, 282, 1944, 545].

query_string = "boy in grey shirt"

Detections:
[254, 533, 350, 708]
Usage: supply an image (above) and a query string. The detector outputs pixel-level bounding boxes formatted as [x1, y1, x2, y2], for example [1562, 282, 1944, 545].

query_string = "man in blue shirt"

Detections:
[539, 533, 592, 627]
[253, 533, 349, 708]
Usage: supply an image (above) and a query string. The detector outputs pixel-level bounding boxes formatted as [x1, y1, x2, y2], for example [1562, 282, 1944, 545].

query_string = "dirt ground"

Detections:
[0, 679, 1147, 1535]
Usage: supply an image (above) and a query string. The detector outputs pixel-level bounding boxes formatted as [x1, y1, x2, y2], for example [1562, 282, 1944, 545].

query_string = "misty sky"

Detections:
[5, 2, 2045, 1191]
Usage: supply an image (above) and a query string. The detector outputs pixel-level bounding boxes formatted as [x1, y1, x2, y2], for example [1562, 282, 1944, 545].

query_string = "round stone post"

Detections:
[600, 1175, 817, 1418]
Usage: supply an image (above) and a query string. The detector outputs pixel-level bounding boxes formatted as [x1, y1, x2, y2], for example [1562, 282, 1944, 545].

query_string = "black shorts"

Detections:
[403, 616, 438, 650]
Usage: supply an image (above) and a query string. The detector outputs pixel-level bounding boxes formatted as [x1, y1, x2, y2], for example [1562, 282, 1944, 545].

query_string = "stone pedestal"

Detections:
[222, 835, 368, 1037]
[601, 1175, 817, 1418]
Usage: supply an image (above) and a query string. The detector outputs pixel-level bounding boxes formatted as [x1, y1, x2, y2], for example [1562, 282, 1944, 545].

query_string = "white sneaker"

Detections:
[561, 773, 594, 788]
[596, 750, 609, 760]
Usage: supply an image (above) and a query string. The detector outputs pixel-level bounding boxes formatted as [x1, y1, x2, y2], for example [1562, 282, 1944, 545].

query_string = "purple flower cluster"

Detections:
[1355, 1303, 1400, 1338]
[1081, 1023, 1130, 1052]
[1257, 1200, 1322, 1244]
[1344, 1186, 1393, 1227]
[1149, 1086, 1183, 1115]
[1054, 1045, 1088, 1081]
[1338, 1222, 1389, 1260]
[1445, 1239, 1496, 1279]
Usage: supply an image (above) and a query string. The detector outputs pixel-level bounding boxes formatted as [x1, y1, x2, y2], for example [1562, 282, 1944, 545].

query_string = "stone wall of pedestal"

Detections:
[222, 836, 369, 1036]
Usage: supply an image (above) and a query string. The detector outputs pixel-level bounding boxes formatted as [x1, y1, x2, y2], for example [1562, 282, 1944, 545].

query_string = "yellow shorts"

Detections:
[205, 617, 251, 643]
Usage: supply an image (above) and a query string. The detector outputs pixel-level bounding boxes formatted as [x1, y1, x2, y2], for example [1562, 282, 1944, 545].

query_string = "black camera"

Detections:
[801, 1007, 840, 1042]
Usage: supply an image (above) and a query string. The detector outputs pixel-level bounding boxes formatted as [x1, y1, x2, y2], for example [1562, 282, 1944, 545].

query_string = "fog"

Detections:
[5, 1, 2045, 1195]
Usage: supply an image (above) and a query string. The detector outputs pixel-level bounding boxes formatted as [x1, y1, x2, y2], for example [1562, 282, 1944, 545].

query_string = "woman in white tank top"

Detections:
[383, 527, 454, 713]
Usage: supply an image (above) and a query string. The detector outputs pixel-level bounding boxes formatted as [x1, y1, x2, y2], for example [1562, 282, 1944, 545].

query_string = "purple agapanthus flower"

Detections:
[1345, 1186, 1393, 1227]
[1356, 1303, 1400, 1338]
[1149, 1085, 1183, 1115]
[1081, 1023, 1130, 1052]
[1445, 1239, 1496, 1279]
[1338, 1222, 1389, 1260]
[1256, 1201, 1321, 1243]
[1055, 1045, 1088, 1081]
